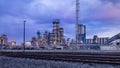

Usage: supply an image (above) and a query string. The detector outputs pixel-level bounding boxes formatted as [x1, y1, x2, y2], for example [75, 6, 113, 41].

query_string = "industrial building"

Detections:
[10, 39, 16, 46]
[37, 30, 42, 46]
[97, 37, 109, 45]
[31, 37, 37, 46]
[86, 39, 93, 44]
[30, 19, 64, 46]
[93, 35, 99, 44]
[43, 31, 49, 45]
[86, 35, 109, 45]
[76, 24, 86, 44]
[0, 34, 8, 44]
[0, 34, 8, 49]
[50, 19, 64, 45]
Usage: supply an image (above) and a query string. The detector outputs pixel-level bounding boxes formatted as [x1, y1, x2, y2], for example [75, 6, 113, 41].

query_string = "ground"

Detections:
[0, 56, 120, 68]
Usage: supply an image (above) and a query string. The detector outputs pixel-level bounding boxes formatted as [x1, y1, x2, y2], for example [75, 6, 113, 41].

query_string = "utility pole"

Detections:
[23, 21, 26, 51]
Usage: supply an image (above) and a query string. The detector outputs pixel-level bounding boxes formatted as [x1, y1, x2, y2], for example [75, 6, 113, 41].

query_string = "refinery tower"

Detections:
[76, 0, 86, 44]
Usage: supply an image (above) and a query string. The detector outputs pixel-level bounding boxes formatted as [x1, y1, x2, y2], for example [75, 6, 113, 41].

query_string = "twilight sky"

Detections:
[0, 0, 120, 43]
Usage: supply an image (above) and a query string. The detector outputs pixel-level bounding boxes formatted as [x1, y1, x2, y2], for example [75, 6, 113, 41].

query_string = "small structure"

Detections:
[0, 34, 8, 44]
[0, 34, 8, 49]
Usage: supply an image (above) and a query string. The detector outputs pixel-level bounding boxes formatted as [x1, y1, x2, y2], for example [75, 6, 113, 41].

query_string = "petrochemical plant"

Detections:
[0, 0, 120, 50]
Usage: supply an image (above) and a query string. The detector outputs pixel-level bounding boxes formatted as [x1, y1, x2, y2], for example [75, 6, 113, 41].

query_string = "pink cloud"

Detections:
[88, 2, 120, 21]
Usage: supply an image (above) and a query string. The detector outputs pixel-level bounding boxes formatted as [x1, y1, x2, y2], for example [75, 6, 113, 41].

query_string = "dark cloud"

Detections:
[0, 0, 120, 43]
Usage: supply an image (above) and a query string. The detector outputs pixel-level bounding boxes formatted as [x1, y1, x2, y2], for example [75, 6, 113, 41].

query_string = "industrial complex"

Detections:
[0, 0, 120, 66]
[0, 0, 120, 50]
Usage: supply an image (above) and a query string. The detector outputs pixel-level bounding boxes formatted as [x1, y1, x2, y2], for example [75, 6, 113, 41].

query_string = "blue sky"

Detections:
[0, 0, 120, 43]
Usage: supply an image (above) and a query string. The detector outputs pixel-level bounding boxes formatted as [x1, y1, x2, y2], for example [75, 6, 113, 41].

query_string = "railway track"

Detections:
[0, 50, 120, 64]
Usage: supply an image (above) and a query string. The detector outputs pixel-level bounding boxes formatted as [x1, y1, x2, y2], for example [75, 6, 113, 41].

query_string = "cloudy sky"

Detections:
[0, 0, 120, 43]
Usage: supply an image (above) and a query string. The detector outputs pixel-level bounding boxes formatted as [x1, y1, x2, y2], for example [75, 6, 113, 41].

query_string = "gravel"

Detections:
[0, 56, 120, 68]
